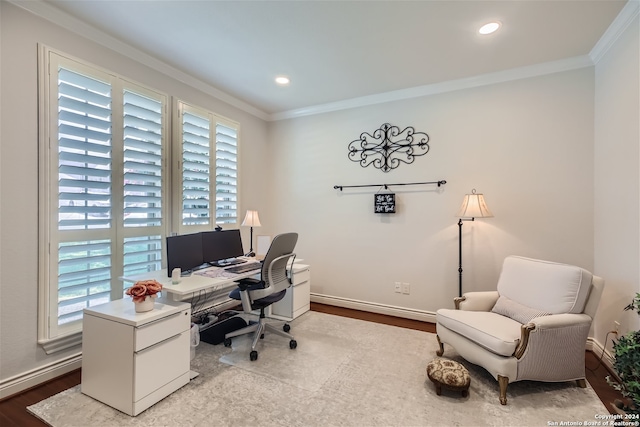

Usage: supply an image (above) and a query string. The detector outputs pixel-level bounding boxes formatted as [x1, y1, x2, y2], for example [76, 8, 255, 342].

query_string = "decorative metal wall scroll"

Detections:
[348, 123, 430, 172]
[374, 193, 396, 214]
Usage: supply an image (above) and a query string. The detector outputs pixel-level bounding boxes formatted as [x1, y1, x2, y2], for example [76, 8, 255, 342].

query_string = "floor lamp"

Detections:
[241, 210, 261, 257]
[456, 189, 493, 297]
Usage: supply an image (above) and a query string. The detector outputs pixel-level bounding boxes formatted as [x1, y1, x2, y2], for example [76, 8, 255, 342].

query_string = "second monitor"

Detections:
[202, 229, 245, 266]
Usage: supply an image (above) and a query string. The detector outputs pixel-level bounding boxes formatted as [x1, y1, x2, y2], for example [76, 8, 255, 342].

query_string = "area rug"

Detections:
[28, 311, 607, 426]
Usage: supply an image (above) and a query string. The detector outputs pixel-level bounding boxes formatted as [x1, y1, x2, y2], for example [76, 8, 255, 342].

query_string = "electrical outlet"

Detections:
[614, 321, 621, 334]
[394, 282, 402, 293]
[402, 283, 410, 295]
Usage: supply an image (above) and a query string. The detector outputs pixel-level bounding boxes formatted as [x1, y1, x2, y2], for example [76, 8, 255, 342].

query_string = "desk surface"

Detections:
[122, 261, 309, 297]
[122, 264, 260, 296]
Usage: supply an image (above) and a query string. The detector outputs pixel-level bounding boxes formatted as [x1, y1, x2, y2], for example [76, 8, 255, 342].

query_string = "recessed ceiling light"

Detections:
[275, 76, 290, 85]
[479, 21, 501, 35]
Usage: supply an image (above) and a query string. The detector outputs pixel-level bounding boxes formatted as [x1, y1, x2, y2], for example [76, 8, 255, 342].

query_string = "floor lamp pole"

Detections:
[458, 217, 474, 297]
[458, 219, 463, 297]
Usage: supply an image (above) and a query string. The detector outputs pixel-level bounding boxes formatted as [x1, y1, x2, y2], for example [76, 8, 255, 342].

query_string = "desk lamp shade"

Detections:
[241, 210, 261, 256]
[456, 189, 493, 297]
[456, 189, 493, 219]
[241, 210, 262, 228]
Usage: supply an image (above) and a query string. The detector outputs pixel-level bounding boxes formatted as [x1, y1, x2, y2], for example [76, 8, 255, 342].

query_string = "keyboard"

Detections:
[225, 262, 261, 274]
[209, 258, 246, 267]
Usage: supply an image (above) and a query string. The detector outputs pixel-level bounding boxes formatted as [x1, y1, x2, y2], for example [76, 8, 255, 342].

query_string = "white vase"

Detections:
[134, 295, 156, 313]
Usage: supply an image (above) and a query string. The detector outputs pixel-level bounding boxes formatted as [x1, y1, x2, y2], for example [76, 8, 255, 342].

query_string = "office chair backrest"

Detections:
[260, 232, 298, 294]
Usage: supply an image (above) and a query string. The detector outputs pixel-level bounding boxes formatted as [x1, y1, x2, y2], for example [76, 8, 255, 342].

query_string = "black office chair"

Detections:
[223, 232, 298, 361]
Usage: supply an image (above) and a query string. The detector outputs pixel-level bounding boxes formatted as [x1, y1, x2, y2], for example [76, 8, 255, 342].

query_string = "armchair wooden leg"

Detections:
[576, 379, 587, 388]
[436, 335, 444, 357]
[498, 375, 509, 405]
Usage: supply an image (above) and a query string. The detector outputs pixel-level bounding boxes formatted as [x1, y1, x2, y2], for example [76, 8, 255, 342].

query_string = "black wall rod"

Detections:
[333, 180, 447, 191]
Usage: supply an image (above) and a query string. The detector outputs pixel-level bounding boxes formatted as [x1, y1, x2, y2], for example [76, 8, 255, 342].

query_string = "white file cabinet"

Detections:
[271, 264, 311, 320]
[81, 298, 191, 416]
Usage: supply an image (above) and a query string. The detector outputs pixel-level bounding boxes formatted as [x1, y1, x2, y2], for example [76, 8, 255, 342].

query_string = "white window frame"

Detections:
[173, 100, 240, 234]
[38, 47, 169, 351]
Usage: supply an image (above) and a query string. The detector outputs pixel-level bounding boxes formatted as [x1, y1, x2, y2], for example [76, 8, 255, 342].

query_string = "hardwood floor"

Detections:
[0, 369, 81, 427]
[0, 303, 624, 426]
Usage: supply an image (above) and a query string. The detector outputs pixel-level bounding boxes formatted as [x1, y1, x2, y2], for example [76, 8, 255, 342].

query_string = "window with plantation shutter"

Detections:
[176, 102, 239, 233]
[40, 49, 168, 344]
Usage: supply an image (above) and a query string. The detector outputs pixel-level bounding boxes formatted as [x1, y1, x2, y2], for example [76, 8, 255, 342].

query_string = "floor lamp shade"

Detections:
[457, 189, 493, 297]
[241, 210, 261, 256]
[456, 189, 493, 219]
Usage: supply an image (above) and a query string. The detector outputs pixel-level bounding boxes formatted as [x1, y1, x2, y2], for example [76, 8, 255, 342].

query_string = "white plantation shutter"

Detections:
[121, 87, 165, 277]
[123, 235, 163, 276]
[123, 90, 163, 228]
[215, 122, 238, 224]
[55, 65, 114, 331]
[57, 240, 111, 325]
[57, 68, 112, 230]
[177, 102, 239, 232]
[41, 51, 168, 341]
[181, 110, 211, 226]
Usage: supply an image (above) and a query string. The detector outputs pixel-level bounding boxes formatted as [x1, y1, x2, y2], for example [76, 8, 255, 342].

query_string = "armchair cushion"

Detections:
[497, 256, 592, 314]
[491, 296, 550, 324]
[436, 309, 522, 357]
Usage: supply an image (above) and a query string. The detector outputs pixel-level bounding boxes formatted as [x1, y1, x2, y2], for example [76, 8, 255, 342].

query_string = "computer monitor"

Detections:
[166, 232, 204, 276]
[202, 229, 244, 266]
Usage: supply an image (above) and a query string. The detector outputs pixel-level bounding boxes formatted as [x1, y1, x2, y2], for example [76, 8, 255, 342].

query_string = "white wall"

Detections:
[593, 13, 640, 346]
[269, 69, 596, 317]
[0, 2, 270, 391]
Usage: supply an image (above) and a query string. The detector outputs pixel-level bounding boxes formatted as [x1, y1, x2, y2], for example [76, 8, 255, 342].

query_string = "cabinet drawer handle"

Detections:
[135, 311, 182, 331]
[135, 332, 182, 355]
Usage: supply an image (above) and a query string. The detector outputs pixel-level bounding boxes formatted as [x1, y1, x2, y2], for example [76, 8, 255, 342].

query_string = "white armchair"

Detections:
[436, 256, 604, 405]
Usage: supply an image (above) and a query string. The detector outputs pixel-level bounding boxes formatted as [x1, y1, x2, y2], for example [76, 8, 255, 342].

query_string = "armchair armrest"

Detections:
[455, 291, 499, 311]
[513, 313, 593, 359]
[530, 313, 592, 328]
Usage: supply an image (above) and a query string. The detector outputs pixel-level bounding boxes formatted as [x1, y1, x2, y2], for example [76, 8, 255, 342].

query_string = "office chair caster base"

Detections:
[283, 324, 291, 332]
[289, 339, 297, 349]
[223, 338, 232, 347]
[250, 350, 258, 361]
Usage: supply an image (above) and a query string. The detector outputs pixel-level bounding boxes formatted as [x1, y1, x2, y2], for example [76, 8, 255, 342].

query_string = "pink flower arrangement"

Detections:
[125, 280, 163, 303]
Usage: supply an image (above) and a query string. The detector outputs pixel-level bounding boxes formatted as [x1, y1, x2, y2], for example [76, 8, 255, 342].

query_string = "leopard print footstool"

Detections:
[426, 358, 470, 398]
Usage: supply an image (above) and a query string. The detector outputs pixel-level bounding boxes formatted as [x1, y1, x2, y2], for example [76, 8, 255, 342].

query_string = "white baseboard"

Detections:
[586, 337, 618, 380]
[0, 353, 82, 400]
[311, 293, 437, 323]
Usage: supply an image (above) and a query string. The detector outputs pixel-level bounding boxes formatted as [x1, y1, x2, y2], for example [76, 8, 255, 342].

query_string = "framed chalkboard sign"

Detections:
[374, 193, 396, 214]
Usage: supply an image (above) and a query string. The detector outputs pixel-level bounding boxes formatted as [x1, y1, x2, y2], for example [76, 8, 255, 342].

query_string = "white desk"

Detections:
[121, 262, 261, 299]
[122, 262, 310, 320]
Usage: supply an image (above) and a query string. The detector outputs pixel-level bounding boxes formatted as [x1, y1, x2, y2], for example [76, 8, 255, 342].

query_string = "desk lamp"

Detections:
[456, 189, 493, 297]
[241, 210, 261, 257]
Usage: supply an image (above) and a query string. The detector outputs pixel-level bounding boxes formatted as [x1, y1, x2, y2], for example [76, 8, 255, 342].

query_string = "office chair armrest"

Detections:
[237, 278, 265, 291]
[267, 253, 297, 285]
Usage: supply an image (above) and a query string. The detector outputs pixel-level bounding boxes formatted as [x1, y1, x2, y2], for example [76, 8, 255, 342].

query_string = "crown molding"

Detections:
[9, 0, 630, 124]
[269, 55, 594, 121]
[590, 0, 640, 64]
[7, 0, 270, 121]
